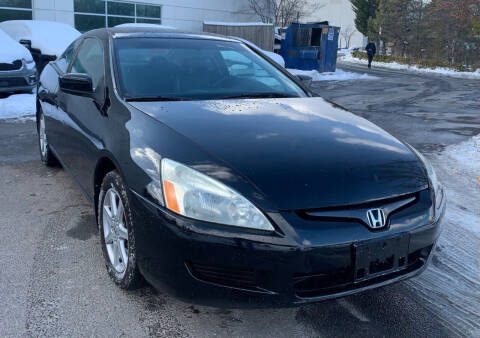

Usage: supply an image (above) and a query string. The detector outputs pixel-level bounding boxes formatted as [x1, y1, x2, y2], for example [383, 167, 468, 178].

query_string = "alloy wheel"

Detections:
[102, 188, 129, 275]
[39, 114, 47, 157]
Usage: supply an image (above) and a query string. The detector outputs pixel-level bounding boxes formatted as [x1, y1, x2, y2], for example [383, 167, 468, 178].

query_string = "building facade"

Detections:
[0, 0, 257, 32]
[305, 0, 365, 48]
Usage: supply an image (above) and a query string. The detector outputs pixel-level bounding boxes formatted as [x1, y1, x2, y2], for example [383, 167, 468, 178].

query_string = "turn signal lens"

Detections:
[163, 180, 180, 213]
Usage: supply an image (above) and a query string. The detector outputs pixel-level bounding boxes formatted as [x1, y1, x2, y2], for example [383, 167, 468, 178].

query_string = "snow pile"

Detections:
[442, 134, 480, 175]
[287, 68, 377, 81]
[229, 36, 285, 67]
[340, 53, 480, 79]
[0, 20, 80, 57]
[115, 23, 176, 30]
[0, 28, 33, 63]
[263, 51, 285, 67]
[0, 94, 36, 121]
[435, 134, 480, 235]
[337, 47, 360, 55]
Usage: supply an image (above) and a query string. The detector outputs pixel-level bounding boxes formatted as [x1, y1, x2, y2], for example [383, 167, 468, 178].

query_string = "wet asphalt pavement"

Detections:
[0, 63, 479, 337]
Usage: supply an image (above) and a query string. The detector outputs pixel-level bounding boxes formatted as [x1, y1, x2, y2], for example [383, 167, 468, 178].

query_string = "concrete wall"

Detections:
[30, 0, 256, 31]
[304, 0, 365, 48]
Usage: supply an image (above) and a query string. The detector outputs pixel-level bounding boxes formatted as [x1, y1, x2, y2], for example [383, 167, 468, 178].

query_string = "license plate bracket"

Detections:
[354, 233, 410, 282]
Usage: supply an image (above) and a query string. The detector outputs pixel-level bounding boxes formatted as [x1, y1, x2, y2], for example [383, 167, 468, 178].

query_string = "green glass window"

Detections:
[136, 18, 161, 24]
[74, 1, 162, 31]
[107, 1, 134, 16]
[136, 4, 160, 18]
[108, 16, 134, 27]
[74, 0, 105, 14]
[0, 8, 31, 22]
[0, 0, 31, 8]
[75, 14, 106, 32]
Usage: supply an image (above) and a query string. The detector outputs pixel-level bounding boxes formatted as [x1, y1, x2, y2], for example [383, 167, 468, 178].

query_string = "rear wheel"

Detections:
[38, 110, 57, 166]
[98, 171, 143, 289]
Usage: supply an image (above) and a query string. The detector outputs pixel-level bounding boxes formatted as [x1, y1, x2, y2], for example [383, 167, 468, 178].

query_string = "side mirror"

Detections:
[59, 73, 94, 97]
[296, 74, 313, 87]
[19, 39, 32, 50]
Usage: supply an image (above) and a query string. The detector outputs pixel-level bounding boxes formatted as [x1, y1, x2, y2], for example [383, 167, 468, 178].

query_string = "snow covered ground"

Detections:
[408, 134, 480, 336]
[0, 94, 36, 121]
[288, 68, 377, 81]
[340, 53, 480, 79]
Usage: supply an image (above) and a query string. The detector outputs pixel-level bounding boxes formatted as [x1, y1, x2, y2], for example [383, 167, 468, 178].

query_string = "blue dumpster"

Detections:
[280, 23, 340, 72]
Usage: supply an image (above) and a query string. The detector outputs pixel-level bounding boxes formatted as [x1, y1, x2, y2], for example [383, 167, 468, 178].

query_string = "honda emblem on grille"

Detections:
[366, 209, 386, 229]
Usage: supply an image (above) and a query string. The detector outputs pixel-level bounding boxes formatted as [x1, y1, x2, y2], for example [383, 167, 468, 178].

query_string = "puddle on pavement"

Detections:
[66, 214, 97, 241]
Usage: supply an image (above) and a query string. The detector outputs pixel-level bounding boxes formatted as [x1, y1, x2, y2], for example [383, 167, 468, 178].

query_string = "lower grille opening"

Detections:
[0, 60, 22, 71]
[294, 245, 433, 298]
[0, 77, 28, 87]
[293, 268, 353, 297]
[186, 262, 261, 292]
[408, 245, 433, 264]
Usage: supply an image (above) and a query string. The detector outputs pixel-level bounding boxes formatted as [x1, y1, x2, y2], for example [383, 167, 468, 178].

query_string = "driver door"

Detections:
[60, 37, 109, 197]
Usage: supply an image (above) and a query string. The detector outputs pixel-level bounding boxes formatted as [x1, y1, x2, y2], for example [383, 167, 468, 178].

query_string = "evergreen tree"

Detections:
[351, 0, 379, 36]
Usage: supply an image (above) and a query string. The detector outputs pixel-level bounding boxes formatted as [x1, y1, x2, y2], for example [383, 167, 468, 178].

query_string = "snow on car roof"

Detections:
[0, 28, 33, 63]
[0, 20, 81, 57]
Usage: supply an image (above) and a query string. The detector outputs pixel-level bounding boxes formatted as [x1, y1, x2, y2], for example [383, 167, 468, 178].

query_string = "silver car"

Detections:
[0, 29, 37, 93]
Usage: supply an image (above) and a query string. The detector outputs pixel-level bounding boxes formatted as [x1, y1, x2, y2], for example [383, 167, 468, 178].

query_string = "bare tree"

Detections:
[340, 25, 356, 48]
[248, 0, 326, 27]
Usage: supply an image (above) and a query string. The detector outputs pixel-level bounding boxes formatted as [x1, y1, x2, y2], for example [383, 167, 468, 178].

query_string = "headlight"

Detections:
[161, 158, 274, 231]
[409, 146, 444, 214]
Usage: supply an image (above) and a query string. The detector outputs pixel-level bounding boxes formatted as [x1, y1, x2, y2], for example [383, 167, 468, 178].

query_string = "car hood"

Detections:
[130, 98, 428, 211]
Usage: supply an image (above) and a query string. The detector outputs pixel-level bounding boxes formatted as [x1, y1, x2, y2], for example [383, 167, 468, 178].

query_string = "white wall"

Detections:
[159, 0, 255, 31]
[305, 0, 365, 48]
[33, 0, 75, 26]
[31, 0, 256, 31]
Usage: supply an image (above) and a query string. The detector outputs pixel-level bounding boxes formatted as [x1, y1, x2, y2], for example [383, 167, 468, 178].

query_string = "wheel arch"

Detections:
[93, 154, 124, 218]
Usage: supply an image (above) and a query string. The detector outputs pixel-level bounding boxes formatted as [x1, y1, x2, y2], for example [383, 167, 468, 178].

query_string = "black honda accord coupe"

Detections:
[36, 27, 445, 303]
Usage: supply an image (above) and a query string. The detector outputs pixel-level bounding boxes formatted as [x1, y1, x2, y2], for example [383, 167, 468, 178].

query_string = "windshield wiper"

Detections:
[219, 93, 298, 100]
[125, 96, 192, 102]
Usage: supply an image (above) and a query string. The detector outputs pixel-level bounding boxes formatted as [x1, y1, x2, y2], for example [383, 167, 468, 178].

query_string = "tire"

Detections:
[37, 109, 58, 166]
[98, 170, 143, 289]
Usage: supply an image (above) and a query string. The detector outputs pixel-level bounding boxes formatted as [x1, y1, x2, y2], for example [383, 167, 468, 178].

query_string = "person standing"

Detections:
[365, 40, 376, 69]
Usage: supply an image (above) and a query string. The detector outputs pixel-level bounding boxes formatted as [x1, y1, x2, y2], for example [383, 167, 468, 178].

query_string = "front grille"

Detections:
[186, 262, 260, 291]
[297, 192, 419, 230]
[0, 60, 22, 71]
[293, 244, 432, 298]
[0, 77, 28, 87]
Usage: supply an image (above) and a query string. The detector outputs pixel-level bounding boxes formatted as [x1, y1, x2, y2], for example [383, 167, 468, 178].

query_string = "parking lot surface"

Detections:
[1, 64, 479, 337]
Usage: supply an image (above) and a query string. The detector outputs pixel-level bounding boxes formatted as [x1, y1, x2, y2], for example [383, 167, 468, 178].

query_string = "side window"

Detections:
[70, 38, 105, 90]
[56, 39, 81, 73]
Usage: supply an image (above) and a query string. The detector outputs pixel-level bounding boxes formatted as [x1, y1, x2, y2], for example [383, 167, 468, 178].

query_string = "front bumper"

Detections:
[0, 63, 37, 93]
[131, 189, 445, 304]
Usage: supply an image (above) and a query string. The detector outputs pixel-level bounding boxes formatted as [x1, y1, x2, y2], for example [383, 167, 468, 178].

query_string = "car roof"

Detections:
[83, 27, 240, 43]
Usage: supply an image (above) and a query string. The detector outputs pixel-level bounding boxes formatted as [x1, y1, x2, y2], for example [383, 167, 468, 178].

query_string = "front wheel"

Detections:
[98, 171, 143, 289]
[37, 110, 58, 166]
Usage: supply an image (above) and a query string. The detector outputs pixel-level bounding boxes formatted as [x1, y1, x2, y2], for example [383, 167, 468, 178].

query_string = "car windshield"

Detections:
[113, 37, 306, 101]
